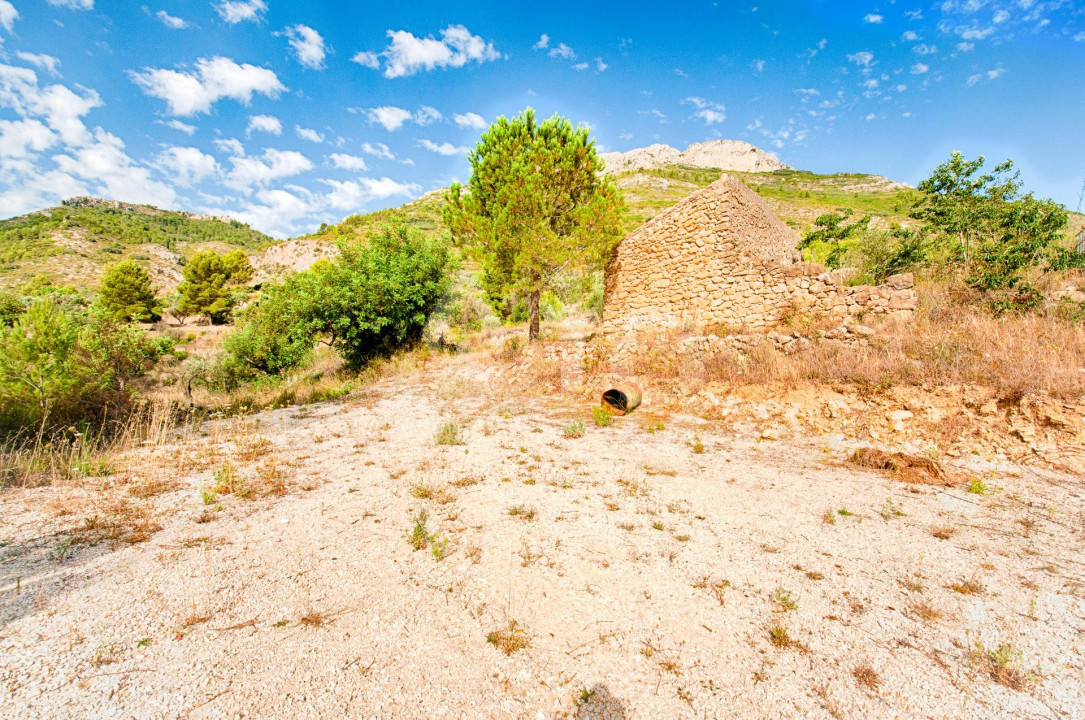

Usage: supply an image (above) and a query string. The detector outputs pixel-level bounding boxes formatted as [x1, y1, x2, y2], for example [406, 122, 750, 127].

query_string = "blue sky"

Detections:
[0, 0, 1082, 237]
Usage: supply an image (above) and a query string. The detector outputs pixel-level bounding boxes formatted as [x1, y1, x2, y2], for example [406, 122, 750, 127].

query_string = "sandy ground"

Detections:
[1, 351, 1084, 719]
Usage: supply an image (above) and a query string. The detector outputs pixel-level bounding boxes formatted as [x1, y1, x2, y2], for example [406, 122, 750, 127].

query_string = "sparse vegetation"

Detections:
[487, 620, 530, 655]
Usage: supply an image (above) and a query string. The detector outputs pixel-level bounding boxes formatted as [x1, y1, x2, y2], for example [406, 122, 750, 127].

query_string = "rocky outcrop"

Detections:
[600, 140, 790, 174]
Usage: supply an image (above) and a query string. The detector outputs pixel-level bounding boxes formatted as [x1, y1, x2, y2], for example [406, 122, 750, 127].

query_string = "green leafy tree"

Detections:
[96, 260, 160, 322]
[175, 249, 253, 324]
[854, 224, 928, 284]
[444, 108, 625, 341]
[912, 152, 1068, 307]
[225, 224, 454, 374]
[800, 209, 871, 270]
[0, 290, 23, 326]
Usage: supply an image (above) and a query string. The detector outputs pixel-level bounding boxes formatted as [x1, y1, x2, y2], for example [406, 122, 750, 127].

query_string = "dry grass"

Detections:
[617, 282, 1085, 400]
[970, 642, 1039, 691]
[849, 447, 952, 486]
[487, 620, 530, 655]
[409, 480, 455, 504]
[852, 664, 881, 691]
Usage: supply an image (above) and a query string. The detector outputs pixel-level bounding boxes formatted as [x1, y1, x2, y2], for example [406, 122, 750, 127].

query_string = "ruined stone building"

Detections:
[602, 175, 917, 337]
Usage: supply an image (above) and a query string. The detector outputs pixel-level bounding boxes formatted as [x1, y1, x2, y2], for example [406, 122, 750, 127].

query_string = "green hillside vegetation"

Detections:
[0, 201, 275, 292]
[306, 191, 446, 243]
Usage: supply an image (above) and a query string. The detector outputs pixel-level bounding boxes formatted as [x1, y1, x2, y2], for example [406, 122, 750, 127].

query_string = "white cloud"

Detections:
[905, 9, 923, 20]
[684, 97, 726, 124]
[323, 177, 419, 211]
[418, 139, 468, 156]
[367, 106, 413, 131]
[993, 10, 1010, 24]
[415, 105, 442, 126]
[225, 147, 313, 192]
[902, 30, 919, 41]
[351, 51, 380, 69]
[156, 146, 218, 186]
[913, 43, 938, 54]
[329, 153, 367, 171]
[213, 137, 245, 156]
[229, 187, 315, 238]
[957, 26, 995, 40]
[362, 24, 500, 79]
[596, 57, 608, 72]
[0, 119, 56, 158]
[47, 0, 93, 9]
[130, 56, 285, 116]
[214, 0, 265, 24]
[0, 1, 18, 33]
[296, 126, 324, 143]
[163, 119, 196, 135]
[572, 62, 588, 71]
[911, 62, 929, 74]
[847, 51, 875, 68]
[752, 59, 765, 72]
[453, 112, 487, 130]
[549, 42, 575, 60]
[865, 113, 877, 121]
[956, 41, 975, 51]
[533, 34, 549, 50]
[967, 67, 1006, 85]
[246, 114, 282, 136]
[864, 13, 883, 23]
[283, 24, 326, 70]
[156, 10, 188, 29]
[16, 53, 61, 77]
[1074, 32, 1085, 42]
[53, 129, 176, 208]
[361, 142, 394, 160]
[0, 64, 101, 146]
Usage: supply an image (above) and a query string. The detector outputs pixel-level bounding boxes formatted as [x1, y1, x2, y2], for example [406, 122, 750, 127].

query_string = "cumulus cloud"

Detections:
[16, 53, 61, 77]
[549, 42, 575, 60]
[246, 114, 282, 136]
[418, 139, 468, 156]
[911, 63, 929, 74]
[130, 56, 285, 116]
[452, 112, 487, 130]
[296, 126, 324, 143]
[156, 10, 188, 29]
[0, 119, 56, 159]
[0, 1, 18, 33]
[684, 97, 726, 124]
[156, 146, 218, 186]
[215, 0, 266, 24]
[863, 13, 883, 23]
[533, 34, 550, 50]
[213, 137, 245, 156]
[224, 147, 313, 192]
[902, 30, 919, 41]
[363, 105, 443, 131]
[329, 153, 367, 171]
[227, 188, 314, 238]
[847, 51, 875, 68]
[351, 51, 380, 69]
[572, 62, 588, 71]
[357, 24, 501, 78]
[53, 129, 176, 207]
[323, 177, 419, 211]
[596, 57, 608, 72]
[283, 24, 327, 70]
[361, 142, 395, 160]
[366, 106, 413, 131]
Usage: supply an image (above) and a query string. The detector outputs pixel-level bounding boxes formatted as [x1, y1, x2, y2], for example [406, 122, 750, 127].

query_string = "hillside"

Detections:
[0, 198, 275, 293]
[600, 140, 790, 174]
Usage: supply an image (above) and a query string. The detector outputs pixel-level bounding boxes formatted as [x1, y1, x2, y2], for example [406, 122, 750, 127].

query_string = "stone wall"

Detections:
[603, 175, 917, 337]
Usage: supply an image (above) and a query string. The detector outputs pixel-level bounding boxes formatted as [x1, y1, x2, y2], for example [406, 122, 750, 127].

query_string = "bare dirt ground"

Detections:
[2, 347, 1084, 719]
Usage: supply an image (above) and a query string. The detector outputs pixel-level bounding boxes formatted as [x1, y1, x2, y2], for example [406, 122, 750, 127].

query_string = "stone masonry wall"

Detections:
[603, 175, 918, 337]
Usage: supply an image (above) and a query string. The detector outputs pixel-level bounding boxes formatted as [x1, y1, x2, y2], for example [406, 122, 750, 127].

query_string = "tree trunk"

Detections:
[528, 289, 541, 342]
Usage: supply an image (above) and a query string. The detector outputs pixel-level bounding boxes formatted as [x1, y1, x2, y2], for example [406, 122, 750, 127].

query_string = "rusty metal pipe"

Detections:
[601, 382, 642, 416]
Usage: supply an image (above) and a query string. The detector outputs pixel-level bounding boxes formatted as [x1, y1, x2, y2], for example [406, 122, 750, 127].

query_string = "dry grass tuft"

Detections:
[948, 578, 986, 596]
[299, 610, 329, 628]
[849, 447, 952, 486]
[487, 620, 530, 655]
[970, 642, 1039, 691]
[852, 664, 881, 691]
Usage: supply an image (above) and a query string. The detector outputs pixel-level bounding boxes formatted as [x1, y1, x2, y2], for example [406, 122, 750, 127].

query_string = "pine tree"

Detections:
[96, 260, 160, 322]
[175, 250, 253, 324]
[444, 108, 624, 341]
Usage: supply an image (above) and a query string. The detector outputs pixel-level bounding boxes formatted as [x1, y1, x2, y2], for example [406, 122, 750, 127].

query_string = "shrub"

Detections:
[0, 300, 164, 433]
[96, 260, 161, 322]
[224, 223, 454, 375]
